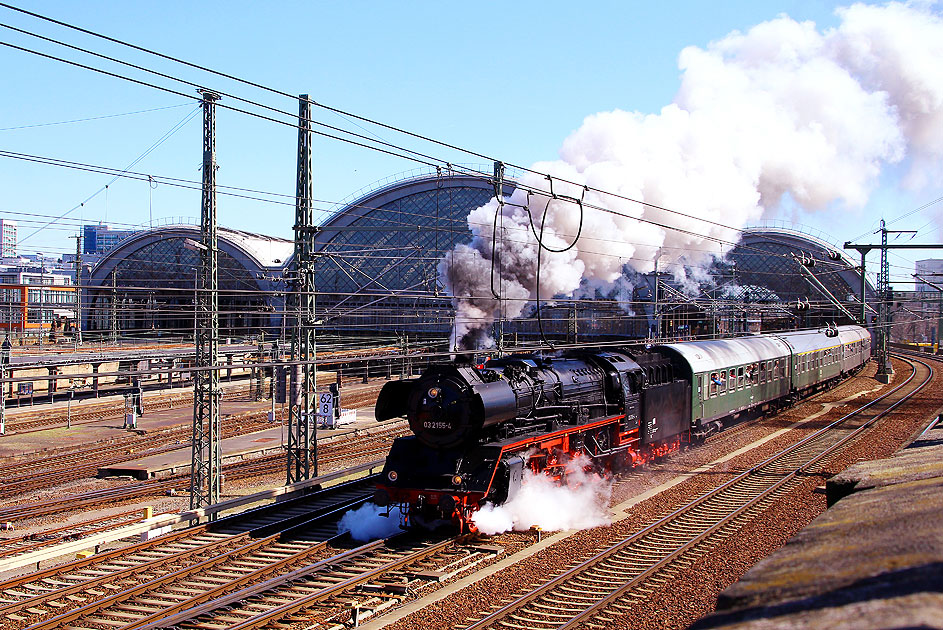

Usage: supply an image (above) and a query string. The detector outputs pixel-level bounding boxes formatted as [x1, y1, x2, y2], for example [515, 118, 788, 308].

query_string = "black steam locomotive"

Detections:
[374, 326, 870, 531]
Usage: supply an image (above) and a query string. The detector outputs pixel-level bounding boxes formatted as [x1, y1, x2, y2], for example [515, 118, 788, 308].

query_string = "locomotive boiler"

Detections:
[374, 349, 689, 531]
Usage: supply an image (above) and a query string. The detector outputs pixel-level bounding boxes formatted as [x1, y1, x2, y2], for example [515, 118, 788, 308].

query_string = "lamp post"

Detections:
[36, 253, 44, 350]
[67, 386, 74, 428]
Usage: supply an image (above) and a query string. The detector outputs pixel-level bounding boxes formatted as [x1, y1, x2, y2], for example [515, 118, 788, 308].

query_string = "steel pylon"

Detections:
[286, 94, 318, 484]
[190, 90, 222, 510]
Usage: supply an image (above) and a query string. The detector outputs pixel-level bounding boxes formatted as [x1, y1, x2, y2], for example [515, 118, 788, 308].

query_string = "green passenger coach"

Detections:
[655, 326, 871, 439]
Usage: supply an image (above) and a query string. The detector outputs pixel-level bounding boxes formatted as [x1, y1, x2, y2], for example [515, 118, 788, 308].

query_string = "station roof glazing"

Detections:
[727, 227, 874, 306]
[312, 175, 497, 307]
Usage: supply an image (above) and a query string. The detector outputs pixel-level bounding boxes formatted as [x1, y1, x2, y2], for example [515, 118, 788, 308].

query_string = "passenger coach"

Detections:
[654, 325, 872, 438]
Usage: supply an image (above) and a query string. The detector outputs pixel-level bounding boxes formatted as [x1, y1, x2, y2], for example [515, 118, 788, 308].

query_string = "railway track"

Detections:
[0, 453, 286, 523]
[0, 509, 153, 561]
[2, 383, 256, 434]
[0, 422, 409, 523]
[460, 355, 932, 630]
[1, 475, 504, 630]
[0, 385, 389, 503]
[0, 412, 281, 502]
[3, 376, 386, 435]
[128, 535, 501, 630]
[0, 477, 378, 629]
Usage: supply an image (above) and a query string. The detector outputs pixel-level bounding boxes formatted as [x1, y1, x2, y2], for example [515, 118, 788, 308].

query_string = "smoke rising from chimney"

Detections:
[442, 2, 943, 349]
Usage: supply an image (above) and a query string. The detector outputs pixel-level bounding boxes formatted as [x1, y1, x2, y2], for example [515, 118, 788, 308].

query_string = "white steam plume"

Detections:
[472, 454, 612, 535]
[442, 2, 943, 349]
[337, 503, 402, 542]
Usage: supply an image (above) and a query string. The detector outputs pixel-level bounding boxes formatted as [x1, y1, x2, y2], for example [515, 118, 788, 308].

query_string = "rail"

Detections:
[0, 461, 383, 572]
[464, 355, 931, 630]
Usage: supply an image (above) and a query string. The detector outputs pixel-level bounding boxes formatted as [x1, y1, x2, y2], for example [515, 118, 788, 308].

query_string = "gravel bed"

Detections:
[8, 359, 937, 629]
[382, 359, 941, 630]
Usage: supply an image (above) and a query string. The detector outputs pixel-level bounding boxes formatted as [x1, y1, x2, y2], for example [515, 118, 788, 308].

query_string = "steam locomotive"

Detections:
[373, 326, 871, 532]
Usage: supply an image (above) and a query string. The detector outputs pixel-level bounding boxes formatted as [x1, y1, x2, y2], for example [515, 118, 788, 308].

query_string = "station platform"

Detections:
[98, 406, 384, 480]
[691, 416, 943, 630]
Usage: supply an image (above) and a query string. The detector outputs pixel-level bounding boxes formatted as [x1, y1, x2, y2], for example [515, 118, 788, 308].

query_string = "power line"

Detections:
[14, 105, 201, 245]
[0, 102, 190, 131]
[0, 9, 914, 301]
[0, 33, 854, 281]
[0, 4, 768, 245]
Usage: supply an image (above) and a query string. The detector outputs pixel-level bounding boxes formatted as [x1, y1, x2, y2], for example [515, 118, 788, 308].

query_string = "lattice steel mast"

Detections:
[877, 220, 892, 379]
[72, 233, 82, 343]
[493, 161, 505, 356]
[844, 223, 941, 385]
[286, 94, 318, 484]
[190, 90, 222, 510]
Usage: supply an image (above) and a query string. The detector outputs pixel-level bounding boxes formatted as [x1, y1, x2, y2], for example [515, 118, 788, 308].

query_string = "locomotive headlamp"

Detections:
[387, 470, 399, 482]
[451, 474, 463, 486]
[427, 386, 441, 399]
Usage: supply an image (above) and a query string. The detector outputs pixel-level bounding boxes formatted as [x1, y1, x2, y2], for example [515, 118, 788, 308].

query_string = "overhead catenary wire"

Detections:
[0, 6, 775, 248]
[5, 146, 878, 284]
[3, 174, 916, 296]
[0, 102, 191, 131]
[0, 20, 460, 173]
[3, 5, 932, 338]
[0, 2, 806, 245]
[2, 3, 937, 308]
[0, 25, 919, 285]
[13, 105, 202, 246]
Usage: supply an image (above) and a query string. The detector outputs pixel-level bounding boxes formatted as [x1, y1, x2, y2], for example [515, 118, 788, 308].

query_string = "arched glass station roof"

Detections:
[309, 172, 501, 333]
[83, 174, 873, 340]
[728, 226, 875, 311]
[86, 225, 291, 337]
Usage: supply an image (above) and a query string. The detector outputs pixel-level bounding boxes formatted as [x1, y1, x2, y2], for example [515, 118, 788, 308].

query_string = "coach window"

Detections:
[737, 367, 744, 389]
[709, 372, 719, 397]
[720, 370, 728, 394]
[759, 362, 767, 383]
[774, 360, 781, 379]
[749, 363, 759, 385]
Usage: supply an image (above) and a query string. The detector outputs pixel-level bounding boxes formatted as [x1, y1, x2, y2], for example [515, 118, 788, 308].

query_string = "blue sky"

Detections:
[1, 1, 940, 286]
